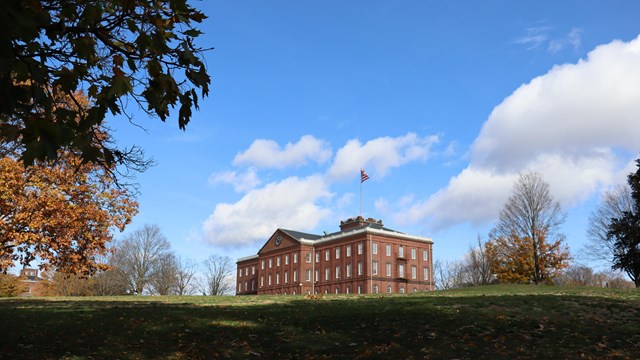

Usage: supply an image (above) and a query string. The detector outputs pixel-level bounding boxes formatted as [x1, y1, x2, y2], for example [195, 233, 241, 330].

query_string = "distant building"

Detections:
[19, 268, 46, 296]
[236, 216, 434, 295]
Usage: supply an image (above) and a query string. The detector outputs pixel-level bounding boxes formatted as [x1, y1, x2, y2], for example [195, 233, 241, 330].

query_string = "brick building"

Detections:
[236, 216, 433, 295]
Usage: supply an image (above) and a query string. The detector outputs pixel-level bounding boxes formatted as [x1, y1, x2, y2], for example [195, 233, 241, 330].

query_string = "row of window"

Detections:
[240, 282, 426, 295]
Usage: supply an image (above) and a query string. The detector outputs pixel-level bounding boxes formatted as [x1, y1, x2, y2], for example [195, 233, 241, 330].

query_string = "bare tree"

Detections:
[111, 224, 172, 294]
[199, 255, 234, 296]
[584, 185, 634, 264]
[462, 235, 495, 286]
[490, 172, 568, 284]
[175, 257, 198, 296]
[149, 254, 179, 295]
[433, 259, 466, 290]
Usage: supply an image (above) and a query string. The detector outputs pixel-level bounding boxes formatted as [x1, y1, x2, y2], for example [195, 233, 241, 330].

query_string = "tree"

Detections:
[462, 235, 495, 286]
[148, 253, 178, 295]
[607, 158, 640, 287]
[0, 0, 210, 173]
[0, 150, 138, 275]
[584, 185, 634, 264]
[488, 172, 570, 284]
[175, 256, 197, 296]
[111, 224, 172, 294]
[199, 255, 233, 296]
[486, 230, 570, 284]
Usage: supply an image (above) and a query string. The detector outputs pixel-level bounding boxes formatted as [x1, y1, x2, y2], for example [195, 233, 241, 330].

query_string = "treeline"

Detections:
[0, 224, 234, 297]
[435, 160, 640, 290]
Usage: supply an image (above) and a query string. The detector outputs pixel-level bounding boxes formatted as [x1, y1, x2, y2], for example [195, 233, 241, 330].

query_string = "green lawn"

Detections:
[1, 285, 639, 359]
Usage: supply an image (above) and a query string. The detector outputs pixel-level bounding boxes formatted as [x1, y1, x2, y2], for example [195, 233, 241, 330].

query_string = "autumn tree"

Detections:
[0, 149, 138, 275]
[488, 172, 570, 284]
[199, 255, 233, 296]
[607, 158, 640, 287]
[486, 230, 570, 284]
[110, 224, 172, 294]
[0, 0, 210, 173]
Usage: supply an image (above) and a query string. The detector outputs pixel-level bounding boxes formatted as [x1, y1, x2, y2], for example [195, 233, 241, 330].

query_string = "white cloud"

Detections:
[208, 168, 260, 193]
[203, 175, 333, 246]
[233, 135, 332, 169]
[394, 35, 640, 229]
[328, 133, 439, 181]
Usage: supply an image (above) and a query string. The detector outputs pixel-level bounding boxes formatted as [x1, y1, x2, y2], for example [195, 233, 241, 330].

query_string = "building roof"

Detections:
[279, 229, 323, 241]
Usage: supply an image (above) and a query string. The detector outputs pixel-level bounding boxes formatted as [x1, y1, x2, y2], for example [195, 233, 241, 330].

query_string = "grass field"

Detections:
[2, 285, 639, 359]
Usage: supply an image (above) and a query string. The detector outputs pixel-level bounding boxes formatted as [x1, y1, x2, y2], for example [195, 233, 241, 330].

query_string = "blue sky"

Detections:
[110, 1, 640, 269]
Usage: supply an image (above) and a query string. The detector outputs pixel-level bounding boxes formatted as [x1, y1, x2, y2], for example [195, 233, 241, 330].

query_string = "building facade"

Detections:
[236, 217, 434, 295]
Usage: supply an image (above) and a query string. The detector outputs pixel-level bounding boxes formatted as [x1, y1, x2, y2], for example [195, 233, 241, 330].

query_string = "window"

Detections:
[305, 269, 311, 282]
[276, 273, 280, 285]
[276, 256, 280, 267]
[424, 267, 430, 281]
[251, 266, 255, 275]
[261, 260, 265, 270]
[268, 274, 272, 286]
[315, 269, 320, 282]
[358, 243, 363, 255]
[373, 284, 379, 294]
[315, 252, 320, 263]
[251, 280, 255, 290]
[346, 286, 351, 294]
[346, 263, 352, 278]
[373, 242, 378, 254]
[336, 247, 340, 259]
[398, 264, 405, 278]
[335, 265, 341, 279]
[413, 287, 418, 293]
[285, 255, 289, 265]
[238, 270, 242, 278]
[386, 244, 391, 256]
[306, 253, 311, 263]
[386, 263, 392, 277]
[372, 261, 378, 276]
[423, 250, 428, 261]
[260, 276, 264, 287]
[357, 261, 363, 276]
[411, 248, 416, 260]
[346, 245, 351, 257]
[294, 253, 298, 263]
[325, 267, 330, 281]
[324, 289, 329, 294]
[269, 258, 273, 268]
[387, 284, 392, 293]
[293, 289, 296, 295]
[245, 267, 248, 276]
[285, 271, 289, 284]
[400, 287, 405, 294]
[398, 246, 404, 258]
[357, 285, 363, 294]
[412, 265, 417, 279]
[325, 250, 330, 261]
[238, 282, 241, 291]
[335, 287, 340, 294]
[293, 269, 298, 282]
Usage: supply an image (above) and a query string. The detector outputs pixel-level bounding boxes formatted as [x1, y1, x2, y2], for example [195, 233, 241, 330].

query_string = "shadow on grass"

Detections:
[1, 292, 640, 359]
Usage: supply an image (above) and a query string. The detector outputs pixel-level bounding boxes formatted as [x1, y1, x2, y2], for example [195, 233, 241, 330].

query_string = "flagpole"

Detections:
[359, 179, 362, 217]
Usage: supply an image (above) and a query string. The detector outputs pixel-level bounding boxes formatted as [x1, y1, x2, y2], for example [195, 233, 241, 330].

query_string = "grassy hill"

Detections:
[1, 285, 639, 359]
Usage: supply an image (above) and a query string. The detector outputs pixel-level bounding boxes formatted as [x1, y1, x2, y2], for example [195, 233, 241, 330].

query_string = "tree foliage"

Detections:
[0, 0, 210, 172]
[607, 158, 640, 287]
[0, 150, 138, 275]
[486, 230, 570, 284]
[489, 172, 569, 284]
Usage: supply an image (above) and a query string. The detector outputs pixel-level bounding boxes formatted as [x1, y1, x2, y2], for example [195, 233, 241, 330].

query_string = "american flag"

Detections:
[360, 168, 370, 183]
